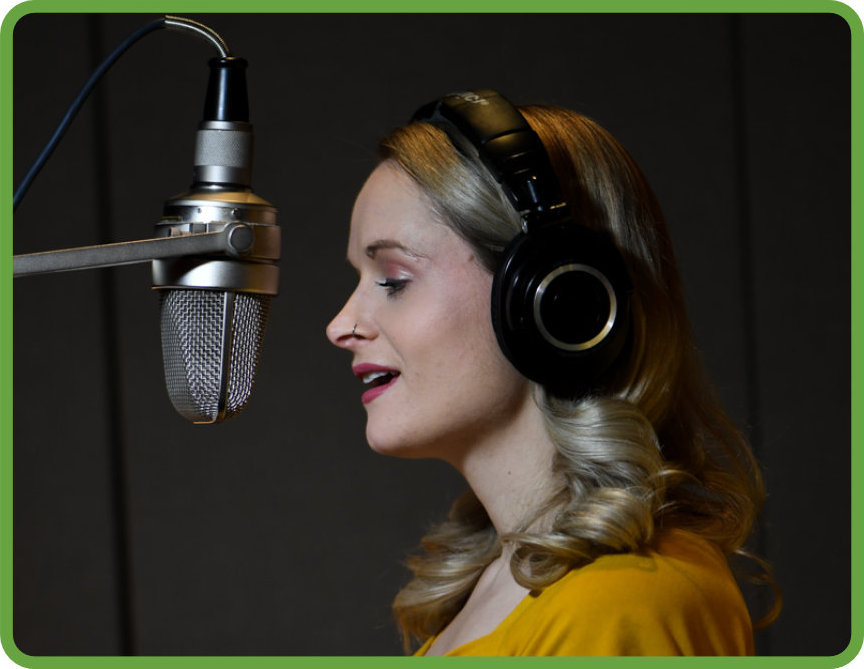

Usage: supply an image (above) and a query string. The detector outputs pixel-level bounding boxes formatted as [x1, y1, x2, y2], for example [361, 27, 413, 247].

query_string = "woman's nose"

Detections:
[326, 291, 370, 349]
[326, 308, 355, 349]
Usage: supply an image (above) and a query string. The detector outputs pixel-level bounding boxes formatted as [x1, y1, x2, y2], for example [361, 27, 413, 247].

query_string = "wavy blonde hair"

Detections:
[379, 105, 779, 651]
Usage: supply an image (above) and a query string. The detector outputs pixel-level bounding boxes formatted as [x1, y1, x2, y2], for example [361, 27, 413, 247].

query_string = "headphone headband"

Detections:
[412, 89, 569, 230]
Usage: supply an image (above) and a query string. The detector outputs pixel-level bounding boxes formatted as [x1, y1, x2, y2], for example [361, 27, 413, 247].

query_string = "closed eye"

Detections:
[376, 278, 409, 296]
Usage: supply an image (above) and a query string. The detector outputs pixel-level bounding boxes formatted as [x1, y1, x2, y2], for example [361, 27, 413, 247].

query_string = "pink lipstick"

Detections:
[352, 363, 401, 404]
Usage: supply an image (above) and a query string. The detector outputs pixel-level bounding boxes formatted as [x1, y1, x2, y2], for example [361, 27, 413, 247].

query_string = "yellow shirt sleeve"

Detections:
[415, 530, 754, 656]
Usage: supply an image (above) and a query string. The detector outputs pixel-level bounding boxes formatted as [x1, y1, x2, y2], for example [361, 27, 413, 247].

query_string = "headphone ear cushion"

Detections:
[491, 223, 631, 395]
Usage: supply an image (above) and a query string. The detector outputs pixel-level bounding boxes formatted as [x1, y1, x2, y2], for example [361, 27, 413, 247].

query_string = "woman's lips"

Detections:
[352, 363, 401, 404]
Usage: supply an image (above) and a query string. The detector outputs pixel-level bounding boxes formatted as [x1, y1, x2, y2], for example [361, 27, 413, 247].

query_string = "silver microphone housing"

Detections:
[153, 116, 279, 424]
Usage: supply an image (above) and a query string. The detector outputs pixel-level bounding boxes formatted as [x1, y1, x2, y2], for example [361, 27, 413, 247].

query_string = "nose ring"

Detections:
[352, 323, 358, 336]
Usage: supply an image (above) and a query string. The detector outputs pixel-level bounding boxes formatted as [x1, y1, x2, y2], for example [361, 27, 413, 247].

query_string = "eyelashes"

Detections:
[376, 278, 409, 296]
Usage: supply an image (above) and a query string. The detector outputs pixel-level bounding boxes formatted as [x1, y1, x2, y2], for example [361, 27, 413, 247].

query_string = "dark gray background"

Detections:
[11, 12, 851, 657]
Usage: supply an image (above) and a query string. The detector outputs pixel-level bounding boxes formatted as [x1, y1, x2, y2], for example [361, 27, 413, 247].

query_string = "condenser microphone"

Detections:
[152, 56, 279, 424]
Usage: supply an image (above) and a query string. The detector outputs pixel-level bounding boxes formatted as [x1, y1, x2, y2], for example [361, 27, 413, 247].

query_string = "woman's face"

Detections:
[326, 162, 532, 462]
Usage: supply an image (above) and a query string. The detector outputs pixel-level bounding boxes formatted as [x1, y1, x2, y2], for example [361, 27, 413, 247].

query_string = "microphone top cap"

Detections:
[203, 57, 249, 123]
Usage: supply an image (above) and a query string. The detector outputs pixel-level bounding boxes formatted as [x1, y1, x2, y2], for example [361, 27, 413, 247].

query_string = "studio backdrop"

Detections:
[9, 9, 852, 658]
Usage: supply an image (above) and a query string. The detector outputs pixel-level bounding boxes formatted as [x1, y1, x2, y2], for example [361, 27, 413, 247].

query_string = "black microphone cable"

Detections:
[13, 15, 230, 212]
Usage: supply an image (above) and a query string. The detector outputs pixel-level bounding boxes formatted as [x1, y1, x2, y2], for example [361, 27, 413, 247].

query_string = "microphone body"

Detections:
[152, 56, 279, 424]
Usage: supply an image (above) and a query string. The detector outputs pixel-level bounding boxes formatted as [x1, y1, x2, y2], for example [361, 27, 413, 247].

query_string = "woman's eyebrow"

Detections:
[365, 239, 427, 259]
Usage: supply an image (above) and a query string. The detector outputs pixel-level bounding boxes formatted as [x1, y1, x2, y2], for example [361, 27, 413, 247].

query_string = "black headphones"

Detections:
[412, 89, 632, 396]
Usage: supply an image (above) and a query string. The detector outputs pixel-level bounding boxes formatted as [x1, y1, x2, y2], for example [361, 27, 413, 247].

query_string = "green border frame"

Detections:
[0, 0, 860, 667]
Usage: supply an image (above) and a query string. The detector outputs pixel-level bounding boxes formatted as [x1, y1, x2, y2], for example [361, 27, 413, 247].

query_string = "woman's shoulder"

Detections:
[499, 529, 754, 655]
[554, 529, 739, 602]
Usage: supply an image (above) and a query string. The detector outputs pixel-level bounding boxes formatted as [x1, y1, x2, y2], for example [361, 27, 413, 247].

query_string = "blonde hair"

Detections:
[379, 105, 779, 651]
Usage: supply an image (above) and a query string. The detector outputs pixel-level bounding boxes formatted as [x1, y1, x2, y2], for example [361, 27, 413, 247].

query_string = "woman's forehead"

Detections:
[347, 164, 455, 261]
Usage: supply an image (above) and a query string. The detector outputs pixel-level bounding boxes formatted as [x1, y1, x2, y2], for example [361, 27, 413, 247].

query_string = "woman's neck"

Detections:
[448, 390, 559, 537]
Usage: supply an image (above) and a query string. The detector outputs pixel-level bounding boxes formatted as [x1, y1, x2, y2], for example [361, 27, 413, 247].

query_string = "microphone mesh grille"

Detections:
[160, 289, 271, 423]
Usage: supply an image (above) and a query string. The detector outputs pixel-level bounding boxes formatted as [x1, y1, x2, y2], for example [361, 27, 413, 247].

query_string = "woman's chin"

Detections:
[365, 427, 436, 460]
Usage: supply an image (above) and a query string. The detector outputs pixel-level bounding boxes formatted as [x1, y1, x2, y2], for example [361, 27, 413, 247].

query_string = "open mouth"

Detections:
[361, 370, 399, 388]
[353, 364, 401, 404]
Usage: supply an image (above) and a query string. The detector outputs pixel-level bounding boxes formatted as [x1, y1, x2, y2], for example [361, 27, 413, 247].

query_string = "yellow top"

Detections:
[415, 529, 753, 656]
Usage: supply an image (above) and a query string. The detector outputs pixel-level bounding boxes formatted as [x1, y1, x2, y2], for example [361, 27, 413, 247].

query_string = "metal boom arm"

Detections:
[13, 223, 255, 277]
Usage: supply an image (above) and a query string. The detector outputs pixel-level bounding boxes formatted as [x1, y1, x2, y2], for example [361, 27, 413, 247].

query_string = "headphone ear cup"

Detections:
[491, 223, 631, 395]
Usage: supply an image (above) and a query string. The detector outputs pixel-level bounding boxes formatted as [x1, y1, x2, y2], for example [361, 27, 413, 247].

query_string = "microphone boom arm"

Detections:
[12, 222, 275, 277]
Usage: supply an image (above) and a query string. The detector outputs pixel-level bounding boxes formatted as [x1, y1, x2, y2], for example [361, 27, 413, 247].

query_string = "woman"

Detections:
[326, 90, 777, 656]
